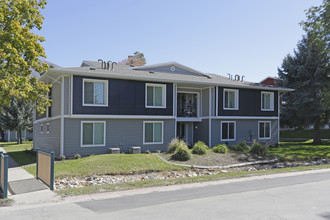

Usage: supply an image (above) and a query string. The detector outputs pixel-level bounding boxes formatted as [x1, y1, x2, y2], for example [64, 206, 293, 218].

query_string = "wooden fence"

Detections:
[0, 152, 8, 198]
[36, 149, 55, 190]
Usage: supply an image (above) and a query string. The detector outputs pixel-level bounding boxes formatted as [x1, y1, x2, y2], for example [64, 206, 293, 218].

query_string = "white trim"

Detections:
[177, 90, 200, 118]
[177, 117, 202, 122]
[214, 116, 279, 120]
[46, 122, 50, 133]
[69, 114, 175, 119]
[70, 74, 73, 115]
[261, 91, 274, 111]
[33, 115, 61, 124]
[82, 78, 108, 107]
[209, 87, 212, 146]
[60, 76, 65, 156]
[143, 121, 164, 145]
[173, 83, 176, 116]
[278, 91, 280, 144]
[216, 86, 218, 117]
[221, 121, 236, 141]
[258, 121, 271, 140]
[223, 88, 239, 110]
[81, 121, 106, 147]
[174, 84, 177, 139]
[145, 83, 166, 108]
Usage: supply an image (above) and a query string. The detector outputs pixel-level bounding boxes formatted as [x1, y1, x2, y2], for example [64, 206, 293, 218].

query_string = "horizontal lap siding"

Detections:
[211, 119, 279, 147]
[33, 119, 61, 155]
[64, 118, 175, 156]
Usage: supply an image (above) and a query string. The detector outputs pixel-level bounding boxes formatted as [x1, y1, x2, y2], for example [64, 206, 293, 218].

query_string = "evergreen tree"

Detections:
[0, 98, 33, 144]
[278, 35, 330, 144]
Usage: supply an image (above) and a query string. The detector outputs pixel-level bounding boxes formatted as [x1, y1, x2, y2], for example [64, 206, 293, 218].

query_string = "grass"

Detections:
[269, 140, 330, 161]
[25, 154, 187, 179]
[280, 129, 330, 139]
[0, 141, 35, 166]
[57, 164, 330, 196]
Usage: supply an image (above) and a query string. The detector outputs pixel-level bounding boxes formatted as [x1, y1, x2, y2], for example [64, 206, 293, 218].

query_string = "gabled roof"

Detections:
[130, 61, 211, 78]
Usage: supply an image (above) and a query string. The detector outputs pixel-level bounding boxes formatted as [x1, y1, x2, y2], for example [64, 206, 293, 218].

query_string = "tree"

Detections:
[0, 98, 33, 144]
[0, 0, 50, 114]
[300, 0, 329, 56]
[120, 51, 146, 66]
[278, 35, 330, 144]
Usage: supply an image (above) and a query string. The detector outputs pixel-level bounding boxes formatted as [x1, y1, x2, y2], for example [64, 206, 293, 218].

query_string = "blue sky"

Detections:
[39, 0, 322, 82]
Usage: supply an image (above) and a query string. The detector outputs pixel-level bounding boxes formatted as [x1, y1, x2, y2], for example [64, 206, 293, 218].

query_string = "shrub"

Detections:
[145, 150, 151, 154]
[250, 140, 268, 156]
[212, 144, 228, 154]
[74, 153, 81, 159]
[192, 141, 208, 155]
[156, 150, 161, 154]
[171, 146, 191, 161]
[167, 138, 187, 153]
[230, 141, 250, 153]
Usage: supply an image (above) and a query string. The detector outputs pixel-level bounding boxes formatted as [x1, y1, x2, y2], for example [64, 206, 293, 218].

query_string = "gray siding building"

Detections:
[33, 61, 292, 156]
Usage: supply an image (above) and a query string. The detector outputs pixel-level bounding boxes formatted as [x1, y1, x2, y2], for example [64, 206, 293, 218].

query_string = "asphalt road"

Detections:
[2, 169, 330, 220]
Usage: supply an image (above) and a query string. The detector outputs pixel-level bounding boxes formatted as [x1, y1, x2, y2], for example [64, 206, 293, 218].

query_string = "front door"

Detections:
[177, 122, 193, 147]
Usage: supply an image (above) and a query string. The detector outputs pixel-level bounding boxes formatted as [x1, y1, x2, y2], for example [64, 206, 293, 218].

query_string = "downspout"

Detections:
[60, 76, 65, 156]
[209, 87, 212, 147]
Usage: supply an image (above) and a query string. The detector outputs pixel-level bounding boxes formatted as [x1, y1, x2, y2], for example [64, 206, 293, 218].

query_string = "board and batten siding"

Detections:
[211, 119, 279, 147]
[63, 118, 176, 156]
[201, 88, 209, 117]
[72, 76, 173, 116]
[194, 119, 209, 146]
[218, 87, 278, 117]
[33, 119, 61, 155]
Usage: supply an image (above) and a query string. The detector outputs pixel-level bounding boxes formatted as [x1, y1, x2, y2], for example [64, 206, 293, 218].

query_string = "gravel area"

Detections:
[160, 152, 274, 166]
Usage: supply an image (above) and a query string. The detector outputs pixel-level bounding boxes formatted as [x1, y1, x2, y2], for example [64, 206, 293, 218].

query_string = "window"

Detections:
[261, 91, 274, 111]
[40, 124, 44, 134]
[145, 83, 166, 108]
[143, 121, 163, 144]
[21, 130, 26, 139]
[223, 89, 239, 110]
[46, 123, 50, 133]
[83, 79, 108, 106]
[48, 87, 52, 117]
[81, 121, 106, 147]
[258, 121, 271, 139]
[221, 121, 236, 141]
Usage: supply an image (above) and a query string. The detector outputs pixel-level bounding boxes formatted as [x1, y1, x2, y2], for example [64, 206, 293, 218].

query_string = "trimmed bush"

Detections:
[167, 138, 187, 153]
[74, 153, 81, 159]
[250, 141, 268, 156]
[212, 144, 228, 154]
[230, 141, 250, 153]
[171, 146, 191, 161]
[192, 141, 208, 155]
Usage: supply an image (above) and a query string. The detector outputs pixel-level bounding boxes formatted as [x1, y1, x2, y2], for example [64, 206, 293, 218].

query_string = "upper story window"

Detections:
[83, 79, 108, 106]
[223, 89, 239, 110]
[261, 91, 274, 111]
[145, 83, 166, 108]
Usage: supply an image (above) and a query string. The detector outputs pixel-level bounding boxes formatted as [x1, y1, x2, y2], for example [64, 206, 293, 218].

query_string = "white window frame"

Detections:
[46, 123, 50, 133]
[145, 83, 166, 108]
[81, 121, 106, 147]
[82, 79, 108, 107]
[258, 121, 271, 139]
[223, 89, 239, 110]
[261, 91, 274, 111]
[40, 124, 44, 134]
[143, 121, 164, 145]
[221, 121, 236, 141]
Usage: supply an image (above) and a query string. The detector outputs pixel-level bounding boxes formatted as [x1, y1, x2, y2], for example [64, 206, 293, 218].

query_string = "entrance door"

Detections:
[177, 122, 193, 147]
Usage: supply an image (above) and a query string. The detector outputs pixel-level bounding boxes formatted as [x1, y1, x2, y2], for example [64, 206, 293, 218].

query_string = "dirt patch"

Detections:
[161, 151, 274, 166]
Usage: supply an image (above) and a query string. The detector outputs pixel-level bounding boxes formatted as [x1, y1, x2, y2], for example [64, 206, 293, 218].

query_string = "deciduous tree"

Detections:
[120, 51, 146, 66]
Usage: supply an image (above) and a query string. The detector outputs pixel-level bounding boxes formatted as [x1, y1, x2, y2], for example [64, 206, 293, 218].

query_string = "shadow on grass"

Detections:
[7, 151, 36, 166]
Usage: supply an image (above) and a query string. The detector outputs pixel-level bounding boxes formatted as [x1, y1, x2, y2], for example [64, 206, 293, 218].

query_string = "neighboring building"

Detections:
[33, 60, 293, 156]
[260, 77, 276, 86]
[2, 130, 33, 142]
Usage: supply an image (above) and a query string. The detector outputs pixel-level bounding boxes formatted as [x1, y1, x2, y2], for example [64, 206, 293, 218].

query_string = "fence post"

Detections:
[3, 154, 8, 198]
[36, 148, 39, 179]
[50, 151, 55, 190]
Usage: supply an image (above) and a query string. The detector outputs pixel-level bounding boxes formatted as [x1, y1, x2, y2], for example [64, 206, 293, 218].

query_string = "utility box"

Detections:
[129, 146, 141, 154]
[108, 148, 120, 154]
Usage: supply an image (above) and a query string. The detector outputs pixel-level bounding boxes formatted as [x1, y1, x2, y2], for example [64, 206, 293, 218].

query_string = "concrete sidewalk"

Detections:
[0, 146, 58, 205]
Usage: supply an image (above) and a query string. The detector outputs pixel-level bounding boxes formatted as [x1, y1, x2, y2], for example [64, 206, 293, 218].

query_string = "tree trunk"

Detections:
[17, 130, 22, 144]
[0, 128, 4, 142]
[313, 118, 321, 144]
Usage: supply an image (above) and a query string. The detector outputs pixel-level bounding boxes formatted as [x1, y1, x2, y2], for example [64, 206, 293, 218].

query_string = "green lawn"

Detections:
[0, 141, 35, 166]
[269, 140, 330, 161]
[280, 129, 330, 139]
[25, 154, 187, 179]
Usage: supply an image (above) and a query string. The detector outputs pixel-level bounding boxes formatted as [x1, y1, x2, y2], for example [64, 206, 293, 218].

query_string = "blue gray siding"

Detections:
[194, 119, 209, 146]
[218, 87, 278, 116]
[72, 76, 173, 116]
[63, 118, 175, 156]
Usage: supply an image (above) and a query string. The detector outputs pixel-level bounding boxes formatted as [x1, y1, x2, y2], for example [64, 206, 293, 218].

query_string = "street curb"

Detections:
[156, 153, 277, 169]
